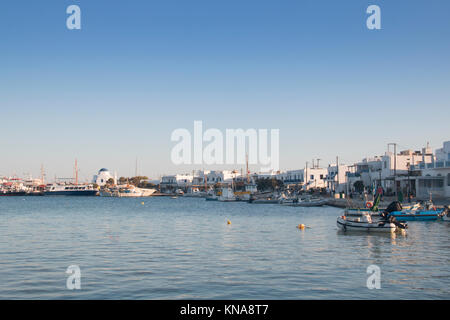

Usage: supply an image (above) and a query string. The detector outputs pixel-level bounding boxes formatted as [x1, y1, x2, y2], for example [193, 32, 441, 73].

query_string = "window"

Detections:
[448, 173, 450, 186]
[310, 175, 314, 180]
[320, 174, 324, 179]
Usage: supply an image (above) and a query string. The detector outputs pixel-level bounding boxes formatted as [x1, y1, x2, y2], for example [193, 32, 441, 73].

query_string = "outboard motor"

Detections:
[443, 205, 450, 217]
[389, 216, 408, 229]
[380, 202, 406, 229]
[385, 201, 403, 214]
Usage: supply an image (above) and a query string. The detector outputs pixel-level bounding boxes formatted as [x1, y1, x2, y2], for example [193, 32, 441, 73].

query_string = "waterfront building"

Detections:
[92, 168, 114, 186]
[347, 146, 434, 195]
[160, 175, 177, 192]
[326, 164, 349, 194]
[406, 141, 450, 199]
[277, 170, 303, 186]
[175, 174, 194, 187]
[276, 167, 327, 191]
[304, 167, 328, 190]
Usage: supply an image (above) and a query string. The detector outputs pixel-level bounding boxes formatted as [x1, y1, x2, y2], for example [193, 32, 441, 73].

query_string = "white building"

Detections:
[277, 170, 303, 185]
[92, 168, 114, 186]
[326, 164, 349, 193]
[276, 167, 327, 190]
[408, 141, 450, 199]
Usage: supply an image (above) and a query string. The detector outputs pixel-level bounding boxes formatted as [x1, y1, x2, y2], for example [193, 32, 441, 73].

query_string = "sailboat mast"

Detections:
[75, 159, 78, 185]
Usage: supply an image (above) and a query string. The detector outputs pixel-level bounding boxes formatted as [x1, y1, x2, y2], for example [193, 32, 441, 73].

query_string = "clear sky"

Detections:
[1, 0, 449, 181]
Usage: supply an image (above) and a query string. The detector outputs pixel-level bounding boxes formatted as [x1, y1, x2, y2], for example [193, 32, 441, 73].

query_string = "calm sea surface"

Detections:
[0, 196, 449, 299]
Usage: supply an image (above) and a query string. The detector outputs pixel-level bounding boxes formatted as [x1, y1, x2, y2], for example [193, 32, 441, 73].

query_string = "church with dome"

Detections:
[92, 168, 115, 186]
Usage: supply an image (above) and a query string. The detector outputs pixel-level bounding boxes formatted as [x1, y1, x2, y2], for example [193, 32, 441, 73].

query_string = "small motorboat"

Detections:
[386, 201, 445, 221]
[249, 198, 280, 204]
[344, 208, 381, 217]
[287, 196, 328, 207]
[337, 213, 407, 233]
[218, 187, 237, 202]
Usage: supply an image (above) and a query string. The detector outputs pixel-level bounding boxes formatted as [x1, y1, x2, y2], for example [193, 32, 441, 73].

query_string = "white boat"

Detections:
[100, 185, 156, 197]
[218, 187, 236, 202]
[286, 196, 328, 207]
[337, 213, 406, 233]
[45, 184, 98, 196]
[344, 208, 381, 217]
[183, 187, 206, 198]
[205, 190, 219, 201]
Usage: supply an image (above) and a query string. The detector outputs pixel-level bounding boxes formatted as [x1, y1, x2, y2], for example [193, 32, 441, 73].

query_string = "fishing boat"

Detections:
[386, 201, 445, 221]
[183, 187, 206, 198]
[205, 190, 219, 201]
[218, 187, 237, 202]
[278, 192, 299, 205]
[337, 213, 407, 233]
[286, 195, 328, 207]
[344, 208, 381, 217]
[250, 197, 280, 204]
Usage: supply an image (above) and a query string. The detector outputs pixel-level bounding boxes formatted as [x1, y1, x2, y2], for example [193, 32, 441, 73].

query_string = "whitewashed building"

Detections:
[326, 164, 349, 193]
[92, 168, 114, 186]
[408, 141, 450, 199]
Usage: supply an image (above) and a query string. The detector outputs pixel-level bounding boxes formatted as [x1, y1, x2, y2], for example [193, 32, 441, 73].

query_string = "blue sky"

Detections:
[1, 0, 449, 180]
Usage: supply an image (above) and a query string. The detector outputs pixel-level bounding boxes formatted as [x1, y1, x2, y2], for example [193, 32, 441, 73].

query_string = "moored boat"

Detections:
[45, 184, 98, 196]
[218, 187, 237, 202]
[386, 201, 445, 221]
[286, 196, 328, 207]
[337, 213, 407, 233]
[0, 190, 27, 196]
[100, 185, 156, 197]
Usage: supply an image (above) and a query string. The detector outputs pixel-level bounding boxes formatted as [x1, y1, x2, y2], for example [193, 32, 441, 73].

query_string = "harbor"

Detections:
[1, 195, 449, 299]
[1, 141, 449, 299]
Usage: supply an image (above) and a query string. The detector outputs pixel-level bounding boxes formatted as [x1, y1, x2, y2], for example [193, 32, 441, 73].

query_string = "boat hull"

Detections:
[0, 191, 27, 196]
[337, 217, 397, 233]
[389, 210, 443, 221]
[45, 190, 98, 196]
[288, 200, 328, 207]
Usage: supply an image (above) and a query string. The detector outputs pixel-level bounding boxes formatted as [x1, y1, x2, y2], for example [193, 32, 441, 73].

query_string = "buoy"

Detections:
[227, 220, 231, 225]
[297, 224, 305, 230]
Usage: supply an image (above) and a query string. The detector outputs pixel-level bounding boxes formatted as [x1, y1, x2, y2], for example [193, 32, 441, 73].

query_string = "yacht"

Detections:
[100, 185, 156, 197]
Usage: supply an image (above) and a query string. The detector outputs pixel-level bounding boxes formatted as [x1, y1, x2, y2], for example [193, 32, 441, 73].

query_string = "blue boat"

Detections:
[387, 202, 445, 221]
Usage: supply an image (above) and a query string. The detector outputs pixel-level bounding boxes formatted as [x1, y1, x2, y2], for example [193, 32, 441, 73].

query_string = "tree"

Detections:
[256, 178, 284, 192]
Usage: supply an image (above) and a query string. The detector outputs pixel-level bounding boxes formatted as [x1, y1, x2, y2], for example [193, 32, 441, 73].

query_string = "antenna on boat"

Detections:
[40, 164, 46, 185]
[246, 153, 250, 183]
[74, 159, 79, 185]
[135, 157, 138, 177]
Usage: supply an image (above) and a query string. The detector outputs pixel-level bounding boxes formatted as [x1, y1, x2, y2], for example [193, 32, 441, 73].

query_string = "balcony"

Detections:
[410, 161, 450, 171]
